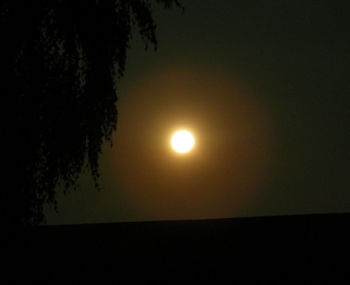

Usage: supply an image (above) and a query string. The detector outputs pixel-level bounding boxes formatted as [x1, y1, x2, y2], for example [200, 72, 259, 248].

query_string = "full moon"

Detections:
[171, 130, 195, 153]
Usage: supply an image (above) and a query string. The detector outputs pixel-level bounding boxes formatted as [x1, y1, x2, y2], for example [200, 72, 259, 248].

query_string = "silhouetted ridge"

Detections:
[6, 213, 349, 283]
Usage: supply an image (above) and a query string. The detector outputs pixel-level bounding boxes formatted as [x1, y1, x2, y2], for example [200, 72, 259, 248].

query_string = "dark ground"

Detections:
[5, 213, 350, 284]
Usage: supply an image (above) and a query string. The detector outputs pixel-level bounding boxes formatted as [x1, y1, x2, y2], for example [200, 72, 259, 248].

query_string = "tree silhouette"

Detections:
[2, 0, 182, 227]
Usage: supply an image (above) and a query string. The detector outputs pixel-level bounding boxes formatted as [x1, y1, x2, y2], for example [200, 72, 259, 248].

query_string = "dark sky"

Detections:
[45, 0, 350, 224]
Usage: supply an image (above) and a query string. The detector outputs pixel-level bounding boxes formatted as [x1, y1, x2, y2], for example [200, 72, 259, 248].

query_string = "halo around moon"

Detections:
[110, 65, 274, 220]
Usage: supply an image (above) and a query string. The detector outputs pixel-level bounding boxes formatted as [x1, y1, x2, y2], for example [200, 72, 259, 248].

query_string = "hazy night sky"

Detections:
[45, 0, 350, 224]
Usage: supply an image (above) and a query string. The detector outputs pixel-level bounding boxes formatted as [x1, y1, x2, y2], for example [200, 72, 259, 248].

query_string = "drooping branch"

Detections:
[2, 0, 182, 226]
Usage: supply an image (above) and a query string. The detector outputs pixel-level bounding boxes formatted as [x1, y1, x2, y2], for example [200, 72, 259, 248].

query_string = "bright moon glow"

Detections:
[171, 130, 195, 153]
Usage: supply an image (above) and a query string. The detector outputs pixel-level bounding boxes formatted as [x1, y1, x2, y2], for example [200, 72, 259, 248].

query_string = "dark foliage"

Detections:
[1, 0, 182, 227]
